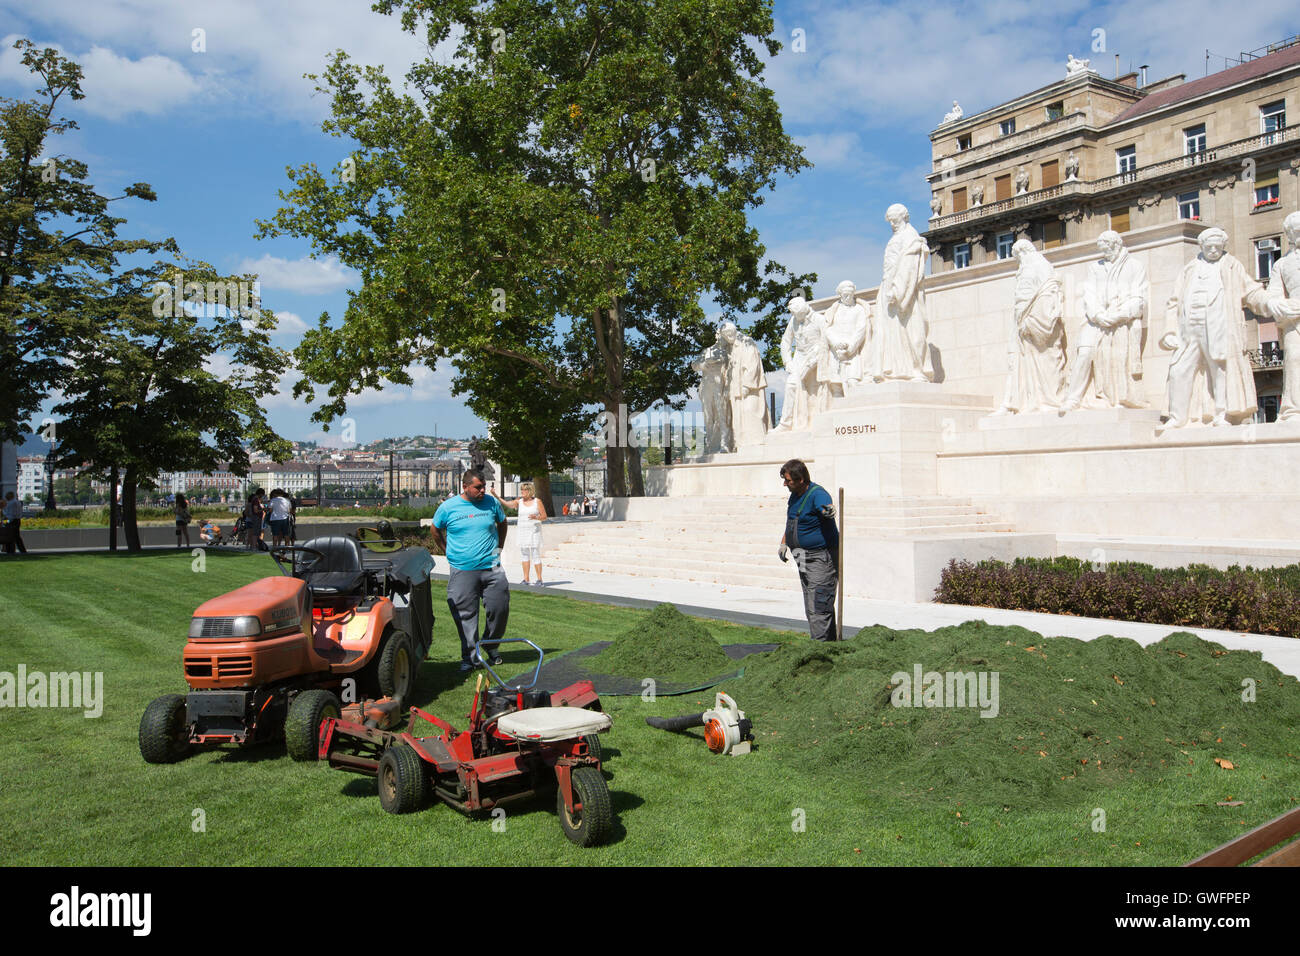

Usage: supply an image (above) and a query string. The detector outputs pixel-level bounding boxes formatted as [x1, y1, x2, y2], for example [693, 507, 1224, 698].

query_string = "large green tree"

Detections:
[259, 0, 812, 496]
[53, 259, 292, 551]
[0, 39, 160, 445]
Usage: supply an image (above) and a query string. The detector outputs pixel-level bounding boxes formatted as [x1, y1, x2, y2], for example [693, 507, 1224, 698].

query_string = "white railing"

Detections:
[933, 112, 1088, 170]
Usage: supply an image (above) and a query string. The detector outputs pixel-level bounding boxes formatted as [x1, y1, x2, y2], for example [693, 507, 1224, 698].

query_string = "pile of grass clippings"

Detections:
[586, 603, 736, 684]
[721, 620, 1300, 809]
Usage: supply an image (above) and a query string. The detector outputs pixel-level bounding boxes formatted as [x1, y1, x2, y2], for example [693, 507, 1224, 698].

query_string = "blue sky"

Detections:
[4, 0, 1295, 446]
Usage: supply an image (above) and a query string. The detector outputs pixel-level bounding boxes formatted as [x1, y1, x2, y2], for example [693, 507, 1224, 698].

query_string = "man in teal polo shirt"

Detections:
[431, 469, 509, 671]
[777, 458, 840, 641]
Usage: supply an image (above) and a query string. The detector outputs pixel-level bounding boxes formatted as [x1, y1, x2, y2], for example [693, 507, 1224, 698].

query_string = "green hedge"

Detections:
[935, 556, 1300, 638]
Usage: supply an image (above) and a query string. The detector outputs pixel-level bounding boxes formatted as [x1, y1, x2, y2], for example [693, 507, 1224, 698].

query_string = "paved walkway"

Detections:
[452, 566, 1300, 680]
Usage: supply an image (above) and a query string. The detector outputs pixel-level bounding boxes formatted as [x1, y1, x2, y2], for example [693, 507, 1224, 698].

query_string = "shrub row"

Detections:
[935, 556, 1300, 638]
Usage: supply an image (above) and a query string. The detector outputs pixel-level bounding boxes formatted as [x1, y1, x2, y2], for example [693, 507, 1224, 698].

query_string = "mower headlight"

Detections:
[188, 616, 264, 638]
[228, 616, 263, 637]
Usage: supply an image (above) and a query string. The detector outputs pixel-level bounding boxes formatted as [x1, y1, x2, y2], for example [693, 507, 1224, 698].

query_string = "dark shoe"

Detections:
[489, 655, 504, 666]
[459, 660, 474, 672]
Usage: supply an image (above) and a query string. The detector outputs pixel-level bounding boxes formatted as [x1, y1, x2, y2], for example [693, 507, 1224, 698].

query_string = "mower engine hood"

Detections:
[190, 577, 310, 640]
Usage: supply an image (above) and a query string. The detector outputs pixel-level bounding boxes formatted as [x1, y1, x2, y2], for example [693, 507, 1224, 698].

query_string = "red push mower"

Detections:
[321, 638, 615, 847]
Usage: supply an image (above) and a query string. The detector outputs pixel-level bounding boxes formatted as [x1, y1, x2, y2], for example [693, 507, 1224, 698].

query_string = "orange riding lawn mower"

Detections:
[139, 528, 435, 763]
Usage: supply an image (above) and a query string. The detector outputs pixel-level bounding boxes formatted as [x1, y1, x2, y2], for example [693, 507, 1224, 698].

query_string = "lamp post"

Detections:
[43, 444, 57, 512]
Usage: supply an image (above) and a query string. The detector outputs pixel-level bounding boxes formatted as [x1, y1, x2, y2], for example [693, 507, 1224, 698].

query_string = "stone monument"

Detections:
[873, 204, 933, 383]
[943, 100, 963, 124]
[993, 239, 1066, 414]
[1062, 231, 1148, 412]
[1268, 210, 1300, 422]
[718, 321, 769, 447]
[691, 341, 733, 454]
[773, 296, 829, 431]
[821, 280, 872, 393]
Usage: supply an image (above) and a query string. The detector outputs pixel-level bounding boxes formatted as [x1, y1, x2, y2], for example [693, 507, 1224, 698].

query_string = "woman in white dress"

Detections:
[504, 482, 549, 586]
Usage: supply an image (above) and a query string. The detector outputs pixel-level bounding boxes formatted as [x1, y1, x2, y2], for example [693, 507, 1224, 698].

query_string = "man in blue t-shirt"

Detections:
[777, 458, 840, 641]
[431, 469, 510, 671]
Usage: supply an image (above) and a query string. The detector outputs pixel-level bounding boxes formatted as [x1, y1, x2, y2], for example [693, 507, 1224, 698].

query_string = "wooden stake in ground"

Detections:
[837, 486, 844, 642]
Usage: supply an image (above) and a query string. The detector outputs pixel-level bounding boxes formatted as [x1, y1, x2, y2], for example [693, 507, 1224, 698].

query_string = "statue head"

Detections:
[1284, 211, 1300, 245]
[836, 280, 857, 304]
[1011, 238, 1037, 262]
[1198, 227, 1229, 263]
[1097, 230, 1124, 262]
[718, 320, 738, 345]
[787, 295, 811, 318]
[885, 203, 909, 230]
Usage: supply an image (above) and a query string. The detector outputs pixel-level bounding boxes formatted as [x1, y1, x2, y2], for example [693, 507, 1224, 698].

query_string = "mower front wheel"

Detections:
[557, 766, 612, 847]
[139, 694, 192, 764]
[378, 744, 428, 813]
[285, 689, 341, 761]
[378, 631, 417, 700]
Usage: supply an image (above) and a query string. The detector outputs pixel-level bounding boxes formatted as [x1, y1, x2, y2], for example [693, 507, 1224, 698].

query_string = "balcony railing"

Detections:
[928, 125, 1300, 231]
[932, 112, 1089, 170]
[1249, 345, 1285, 369]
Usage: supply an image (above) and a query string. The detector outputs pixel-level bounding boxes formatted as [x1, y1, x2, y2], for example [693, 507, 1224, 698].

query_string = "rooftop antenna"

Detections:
[1114, 53, 1120, 78]
[1140, 64, 1149, 87]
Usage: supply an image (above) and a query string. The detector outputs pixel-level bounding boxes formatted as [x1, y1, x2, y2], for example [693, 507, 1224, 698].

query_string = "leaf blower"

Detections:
[644, 692, 753, 755]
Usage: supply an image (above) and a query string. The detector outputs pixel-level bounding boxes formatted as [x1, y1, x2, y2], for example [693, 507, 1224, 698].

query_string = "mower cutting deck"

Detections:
[139, 529, 435, 764]
[322, 638, 615, 847]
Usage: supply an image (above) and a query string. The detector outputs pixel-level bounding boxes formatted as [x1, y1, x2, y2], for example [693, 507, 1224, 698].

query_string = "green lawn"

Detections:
[1, 550, 1296, 865]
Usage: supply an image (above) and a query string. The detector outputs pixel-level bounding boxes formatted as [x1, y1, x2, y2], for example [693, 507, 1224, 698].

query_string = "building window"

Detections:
[1254, 171, 1279, 208]
[1184, 123, 1207, 157]
[994, 173, 1012, 201]
[1256, 237, 1282, 280]
[1177, 191, 1200, 220]
[1261, 100, 1286, 143]
[1000, 118, 1016, 136]
[1258, 394, 1280, 423]
[952, 186, 967, 213]
[996, 233, 1015, 259]
[1045, 101, 1064, 121]
[1116, 145, 1136, 178]
[1110, 206, 1130, 232]
[954, 243, 972, 269]
[957, 134, 971, 151]
[1040, 159, 1059, 188]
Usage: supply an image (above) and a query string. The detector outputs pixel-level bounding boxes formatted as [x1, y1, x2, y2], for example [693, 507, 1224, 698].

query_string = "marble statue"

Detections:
[1160, 227, 1275, 427]
[691, 341, 733, 454]
[970, 183, 985, 206]
[718, 321, 769, 447]
[1014, 166, 1031, 195]
[821, 280, 872, 392]
[1268, 211, 1300, 421]
[1066, 54, 1092, 76]
[994, 240, 1067, 414]
[1065, 152, 1080, 180]
[943, 100, 963, 124]
[930, 195, 943, 219]
[872, 204, 934, 383]
[773, 297, 829, 431]
[1062, 231, 1149, 412]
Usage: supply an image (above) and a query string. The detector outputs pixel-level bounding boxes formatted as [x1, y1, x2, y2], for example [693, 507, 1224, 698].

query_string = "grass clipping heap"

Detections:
[586, 603, 734, 684]
[723, 621, 1300, 810]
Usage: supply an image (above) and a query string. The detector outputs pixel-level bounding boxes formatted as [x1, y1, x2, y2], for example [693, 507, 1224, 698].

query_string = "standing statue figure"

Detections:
[1161, 227, 1275, 427]
[873, 204, 934, 383]
[994, 240, 1067, 414]
[1268, 211, 1300, 421]
[1014, 167, 1031, 194]
[773, 297, 829, 431]
[943, 100, 964, 124]
[468, 436, 487, 471]
[718, 321, 769, 448]
[821, 280, 872, 392]
[1062, 231, 1149, 412]
[691, 341, 733, 454]
[1064, 152, 1080, 180]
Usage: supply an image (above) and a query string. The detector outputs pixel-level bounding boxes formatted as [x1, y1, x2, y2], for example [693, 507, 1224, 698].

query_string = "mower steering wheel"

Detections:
[269, 545, 327, 579]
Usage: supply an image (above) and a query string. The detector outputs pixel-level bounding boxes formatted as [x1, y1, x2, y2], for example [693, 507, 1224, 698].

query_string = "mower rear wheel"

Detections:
[285, 689, 341, 761]
[378, 744, 428, 814]
[139, 694, 192, 764]
[557, 766, 612, 847]
[378, 631, 417, 700]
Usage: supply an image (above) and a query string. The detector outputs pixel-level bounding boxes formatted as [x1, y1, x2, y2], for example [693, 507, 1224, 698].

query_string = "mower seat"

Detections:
[495, 706, 611, 743]
[299, 536, 366, 598]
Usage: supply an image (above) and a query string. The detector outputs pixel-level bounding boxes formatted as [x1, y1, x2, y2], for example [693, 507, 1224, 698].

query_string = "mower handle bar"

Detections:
[471, 637, 544, 690]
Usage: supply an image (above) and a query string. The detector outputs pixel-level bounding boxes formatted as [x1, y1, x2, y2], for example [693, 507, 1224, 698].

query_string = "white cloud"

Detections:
[763, 233, 886, 301]
[0, 34, 201, 119]
[271, 310, 309, 336]
[238, 254, 358, 294]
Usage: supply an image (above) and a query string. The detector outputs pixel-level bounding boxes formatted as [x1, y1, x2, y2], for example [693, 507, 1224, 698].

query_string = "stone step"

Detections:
[546, 556, 802, 591]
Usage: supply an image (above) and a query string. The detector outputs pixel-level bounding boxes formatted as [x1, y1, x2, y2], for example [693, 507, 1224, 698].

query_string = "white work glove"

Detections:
[819, 503, 836, 520]
[778, 544, 789, 563]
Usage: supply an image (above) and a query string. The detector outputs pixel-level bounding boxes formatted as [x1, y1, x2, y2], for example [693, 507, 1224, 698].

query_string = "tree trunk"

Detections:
[108, 463, 119, 552]
[603, 397, 627, 498]
[122, 467, 141, 552]
[626, 444, 645, 496]
[532, 471, 556, 522]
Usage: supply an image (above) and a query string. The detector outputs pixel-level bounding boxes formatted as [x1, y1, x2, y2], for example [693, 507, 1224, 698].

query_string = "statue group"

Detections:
[691, 321, 770, 455]
[995, 212, 1300, 427]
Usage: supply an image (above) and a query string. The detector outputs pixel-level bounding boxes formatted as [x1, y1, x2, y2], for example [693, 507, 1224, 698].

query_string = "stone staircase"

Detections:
[544, 496, 1016, 592]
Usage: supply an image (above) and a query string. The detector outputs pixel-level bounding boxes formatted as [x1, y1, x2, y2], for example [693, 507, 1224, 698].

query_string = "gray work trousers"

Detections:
[795, 547, 838, 642]
[446, 566, 510, 662]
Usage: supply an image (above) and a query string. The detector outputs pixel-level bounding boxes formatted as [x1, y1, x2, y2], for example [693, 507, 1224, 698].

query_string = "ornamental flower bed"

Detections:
[935, 556, 1300, 638]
